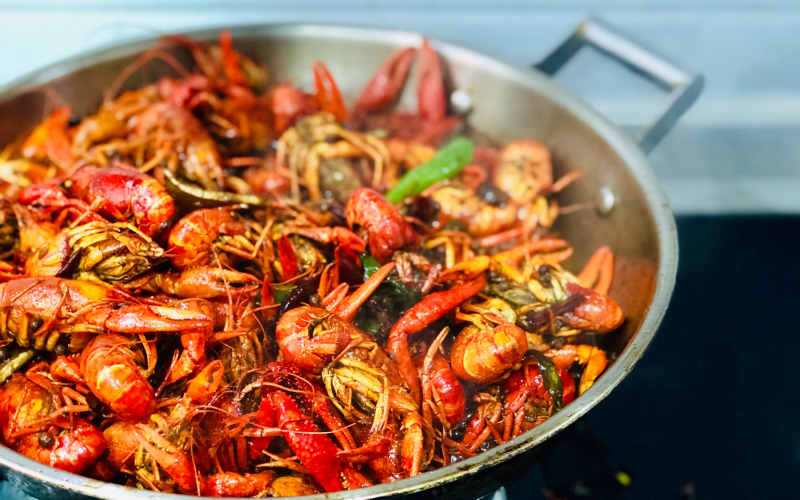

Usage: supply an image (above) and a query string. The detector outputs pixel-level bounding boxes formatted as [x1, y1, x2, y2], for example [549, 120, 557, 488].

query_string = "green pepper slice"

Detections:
[532, 350, 564, 411]
[163, 168, 269, 211]
[385, 136, 474, 204]
[0, 348, 34, 384]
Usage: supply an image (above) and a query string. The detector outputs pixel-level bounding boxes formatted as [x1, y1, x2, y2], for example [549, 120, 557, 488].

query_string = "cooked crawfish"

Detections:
[255, 362, 362, 493]
[493, 138, 553, 202]
[135, 102, 225, 190]
[276, 262, 395, 373]
[388, 278, 485, 404]
[81, 333, 156, 421]
[64, 165, 176, 237]
[0, 277, 128, 350]
[16, 417, 106, 474]
[0, 277, 211, 351]
[346, 187, 419, 263]
[450, 300, 528, 384]
[353, 39, 460, 146]
[277, 113, 391, 200]
[168, 207, 260, 270]
[0, 30, 627, 496]
[0, 372, 106, 474]
[19, 165, 175, 239]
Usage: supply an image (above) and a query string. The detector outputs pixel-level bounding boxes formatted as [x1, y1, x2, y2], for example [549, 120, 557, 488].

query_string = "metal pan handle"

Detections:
[535, 18, 704, 154]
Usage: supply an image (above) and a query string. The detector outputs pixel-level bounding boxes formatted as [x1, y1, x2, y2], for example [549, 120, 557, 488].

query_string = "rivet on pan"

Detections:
[597, 186, 616, 216]
[450, 89, 472, 115]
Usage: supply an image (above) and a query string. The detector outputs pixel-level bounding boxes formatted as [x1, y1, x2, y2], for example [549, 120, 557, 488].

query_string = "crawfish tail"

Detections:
[81, 333, 155, 422]
[388, 278, 485, 403]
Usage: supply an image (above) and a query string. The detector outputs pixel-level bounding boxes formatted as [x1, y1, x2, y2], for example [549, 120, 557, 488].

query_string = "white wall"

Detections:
[2, 1, 799, 213]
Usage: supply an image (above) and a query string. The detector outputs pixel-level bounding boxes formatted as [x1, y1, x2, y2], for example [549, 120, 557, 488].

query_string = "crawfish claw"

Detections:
[355, 47, 416, 116]
[101, 304, 213, 333]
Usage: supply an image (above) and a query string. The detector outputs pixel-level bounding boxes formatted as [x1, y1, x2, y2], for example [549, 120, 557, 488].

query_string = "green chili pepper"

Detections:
[532, 350, 564, 411]
[355, 253, 420, 339]
[272, 284, 295, 303]
[0, 348, 34, 384]
[385, 136, 474, 204]
[164, 169, 269, 212]
[354, 279, 420, 339]
[361, 254, 381, 279]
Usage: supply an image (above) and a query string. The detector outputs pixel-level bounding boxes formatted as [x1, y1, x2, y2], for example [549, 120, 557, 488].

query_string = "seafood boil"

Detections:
[0, 31, 625, 496]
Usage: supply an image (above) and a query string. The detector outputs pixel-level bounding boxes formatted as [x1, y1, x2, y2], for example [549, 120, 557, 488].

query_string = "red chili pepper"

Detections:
[560, 368, 576, 406]
[250, 395, 276, 458]
[277, 235, 298, 281]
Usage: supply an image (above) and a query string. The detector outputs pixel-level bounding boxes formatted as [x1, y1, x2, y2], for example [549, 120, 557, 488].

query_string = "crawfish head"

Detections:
[517, 284, 624, 335]
[322, 357, 386, 422]
[345, 188, 419, 263]
[516, 292, 585, 333]
[0, 277, 130, 350]
[0, 374, 54, 443]
[450, 318, 528, 385]
[25, 418, 107, 474]
[275, 306, 352, 374]
[65, 165, 176, 238]
[26, 222, 165, 283]
[167, 207, 254, 270]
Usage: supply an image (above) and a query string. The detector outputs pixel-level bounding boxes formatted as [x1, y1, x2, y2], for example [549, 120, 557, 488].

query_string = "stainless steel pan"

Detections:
[0, 19, 701, 500]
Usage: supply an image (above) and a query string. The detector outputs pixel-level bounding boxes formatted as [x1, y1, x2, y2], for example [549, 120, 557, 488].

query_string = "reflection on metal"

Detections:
[480, 487, 508, 500]
[451, 88, 473, 115]
[597, 186, 616, 216]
